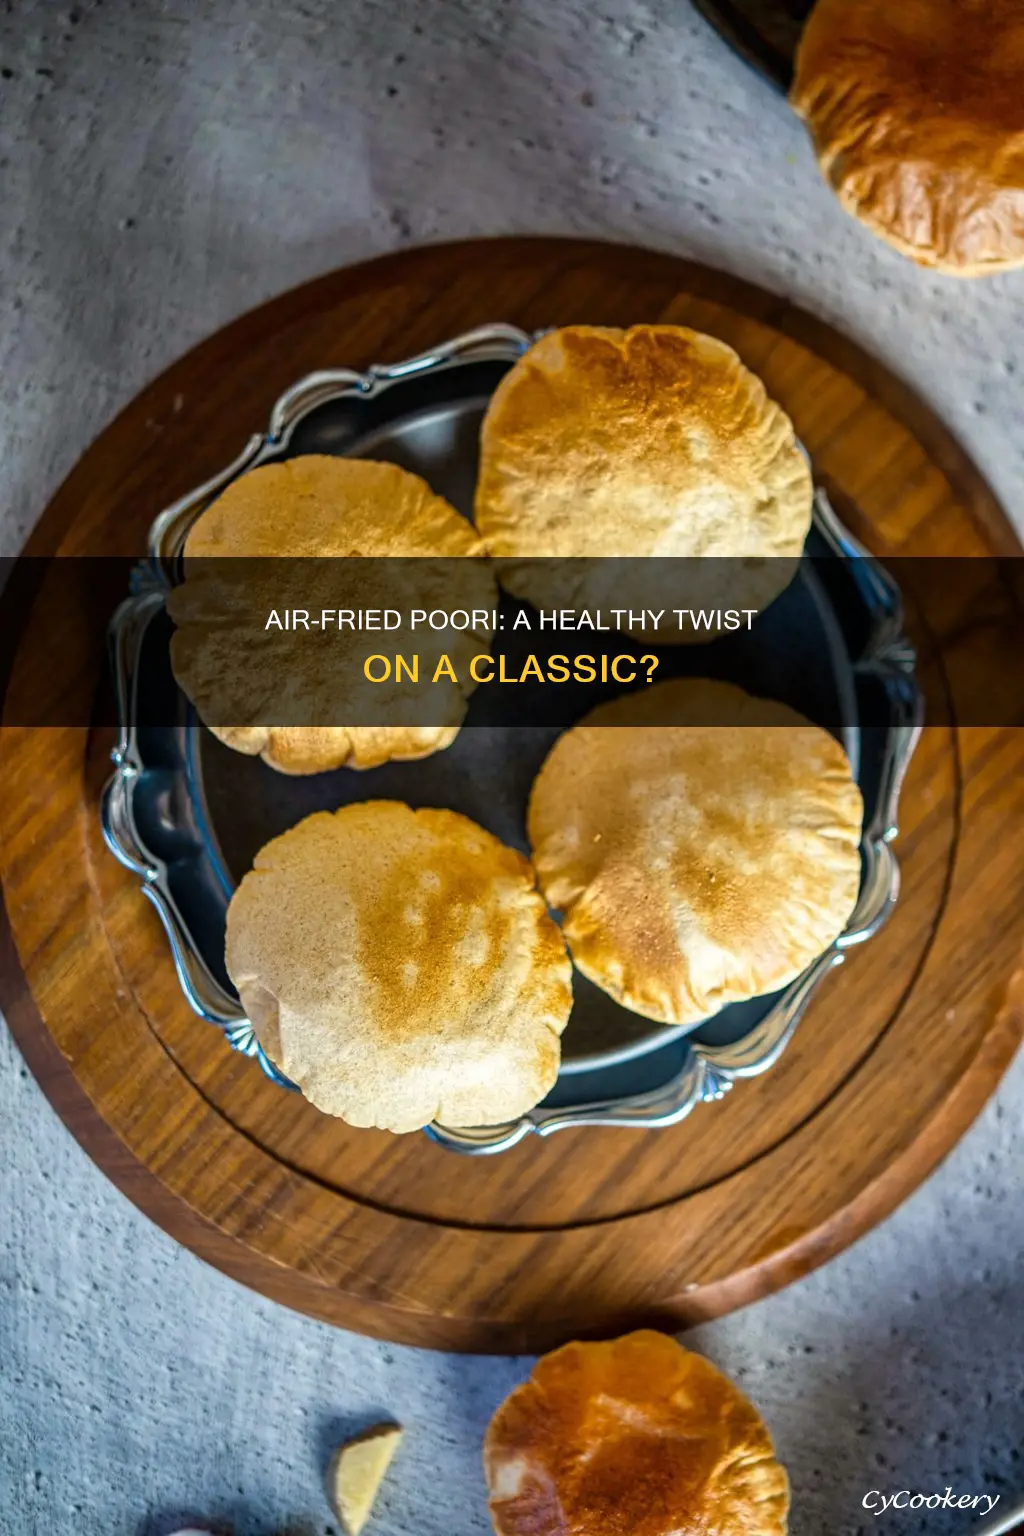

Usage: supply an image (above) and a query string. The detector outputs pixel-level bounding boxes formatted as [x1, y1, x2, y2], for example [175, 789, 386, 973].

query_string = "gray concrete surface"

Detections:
[1, 3, 1022, 1534]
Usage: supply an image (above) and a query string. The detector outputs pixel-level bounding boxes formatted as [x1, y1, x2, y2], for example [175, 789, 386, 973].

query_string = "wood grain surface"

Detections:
[2, 238, 1022, 1352]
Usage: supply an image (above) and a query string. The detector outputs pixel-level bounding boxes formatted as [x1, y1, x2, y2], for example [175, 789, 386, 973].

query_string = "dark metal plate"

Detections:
[691, 0, 813, 90]
[104, 326, 920, 1151]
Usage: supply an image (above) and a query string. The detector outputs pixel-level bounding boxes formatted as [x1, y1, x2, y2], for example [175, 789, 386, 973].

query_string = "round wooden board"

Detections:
[2, 238, 1023, 1353]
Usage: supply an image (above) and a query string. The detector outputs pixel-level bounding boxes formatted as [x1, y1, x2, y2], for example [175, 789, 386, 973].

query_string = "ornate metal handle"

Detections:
[268, 323, 532, 441]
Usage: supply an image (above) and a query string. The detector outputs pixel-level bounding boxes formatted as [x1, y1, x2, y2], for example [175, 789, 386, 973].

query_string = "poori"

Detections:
[485, 1330, 790, 1536]
[474, 325, 812, 629]
[225, 801, 573, 1132]
[170, 454, 496, 773]
[527, 679, 863, 1026]
[791, 0, 1024, 275]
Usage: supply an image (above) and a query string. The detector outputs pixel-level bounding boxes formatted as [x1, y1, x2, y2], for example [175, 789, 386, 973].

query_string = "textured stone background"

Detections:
[1, 3, 1022, 1535]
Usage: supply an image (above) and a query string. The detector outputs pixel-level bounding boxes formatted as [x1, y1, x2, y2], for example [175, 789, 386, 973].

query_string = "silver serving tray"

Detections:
[102, 324, 922, 1155]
